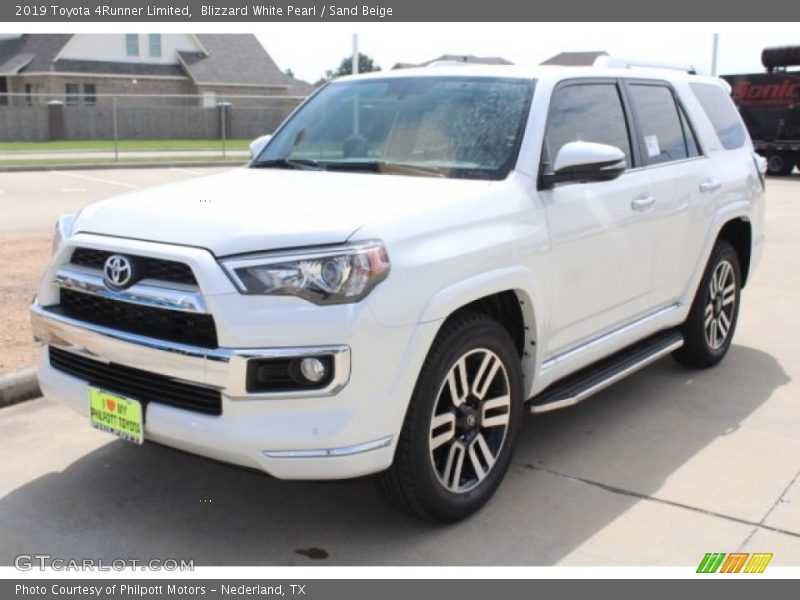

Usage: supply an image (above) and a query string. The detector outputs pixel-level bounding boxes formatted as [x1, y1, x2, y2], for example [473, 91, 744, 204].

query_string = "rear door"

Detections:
[540, 79, 657, 357]
[623, 80, 712, 308]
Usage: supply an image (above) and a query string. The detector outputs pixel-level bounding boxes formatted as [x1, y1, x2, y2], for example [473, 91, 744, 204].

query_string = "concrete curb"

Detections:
[0, 367, 40, 408]
[0, 160, 246, 173]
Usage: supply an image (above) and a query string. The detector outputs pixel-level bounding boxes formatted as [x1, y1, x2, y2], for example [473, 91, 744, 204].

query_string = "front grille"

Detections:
[56, 288, 218, 348]
[49, 347, 222, 416]
[70, 247, 198, 286]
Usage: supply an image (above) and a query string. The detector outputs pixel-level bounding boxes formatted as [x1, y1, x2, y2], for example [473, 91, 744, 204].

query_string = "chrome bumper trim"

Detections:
[263, 436, 393, 458]
[54, 265, 208, 313]
[31, 303, 351, 399]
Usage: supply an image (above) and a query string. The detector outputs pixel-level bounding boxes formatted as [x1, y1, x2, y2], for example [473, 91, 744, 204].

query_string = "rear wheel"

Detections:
[766, 152, 795, 176]
[673, 240, 741, 368]
[378, 311, 523, 522]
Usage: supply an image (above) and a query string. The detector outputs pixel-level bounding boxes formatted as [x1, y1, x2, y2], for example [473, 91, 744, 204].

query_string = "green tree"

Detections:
[324, 53, 381, 80]
[284, 68, 295, 78]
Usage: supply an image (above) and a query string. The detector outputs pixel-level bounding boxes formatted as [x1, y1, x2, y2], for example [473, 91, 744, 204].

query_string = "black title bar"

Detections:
[3, 0, 800, 21]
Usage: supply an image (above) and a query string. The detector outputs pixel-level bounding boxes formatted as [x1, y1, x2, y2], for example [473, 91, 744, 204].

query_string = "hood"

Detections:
[74, 167, 492, 256]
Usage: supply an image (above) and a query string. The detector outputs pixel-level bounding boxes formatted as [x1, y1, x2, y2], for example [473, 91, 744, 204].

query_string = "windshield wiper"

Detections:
[324, 161, 447, 178]
[250, 158, 325, 171]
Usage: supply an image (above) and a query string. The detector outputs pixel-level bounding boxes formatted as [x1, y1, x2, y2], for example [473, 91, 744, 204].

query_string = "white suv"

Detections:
[32, 63, 765, 521]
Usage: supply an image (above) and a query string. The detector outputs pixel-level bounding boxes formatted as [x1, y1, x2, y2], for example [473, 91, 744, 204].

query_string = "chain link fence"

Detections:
[0, 92, 306, 164]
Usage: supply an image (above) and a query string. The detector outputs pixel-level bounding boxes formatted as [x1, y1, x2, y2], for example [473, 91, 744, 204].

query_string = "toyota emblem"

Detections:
[103, 254, 134, 290]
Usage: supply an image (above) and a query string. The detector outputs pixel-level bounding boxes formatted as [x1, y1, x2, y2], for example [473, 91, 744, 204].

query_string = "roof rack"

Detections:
[594, 55, 698, 75]
[425, 60, 470, 68]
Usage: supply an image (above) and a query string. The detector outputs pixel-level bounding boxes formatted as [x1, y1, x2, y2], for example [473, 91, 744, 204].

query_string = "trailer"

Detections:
[722, 46, 800, 176]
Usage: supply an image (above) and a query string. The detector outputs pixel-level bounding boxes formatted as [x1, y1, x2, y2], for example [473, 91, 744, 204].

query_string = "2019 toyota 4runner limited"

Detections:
[31, 63, 766, 521]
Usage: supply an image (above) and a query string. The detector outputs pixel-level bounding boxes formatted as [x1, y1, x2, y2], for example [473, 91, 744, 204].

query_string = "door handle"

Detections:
[699, 178, 722, 193]
[631, 194, 656, 212]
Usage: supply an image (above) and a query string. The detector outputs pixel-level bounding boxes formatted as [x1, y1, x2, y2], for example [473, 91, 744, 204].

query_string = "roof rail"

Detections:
[426, 60, 470, 68]
[594, 55, 698, 75]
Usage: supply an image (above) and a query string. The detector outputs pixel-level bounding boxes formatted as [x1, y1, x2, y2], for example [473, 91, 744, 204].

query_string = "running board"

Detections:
[527, 330, 684, 414]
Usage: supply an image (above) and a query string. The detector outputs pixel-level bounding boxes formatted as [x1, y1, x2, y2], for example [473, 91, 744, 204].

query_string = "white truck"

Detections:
[32, 62, 765, 521]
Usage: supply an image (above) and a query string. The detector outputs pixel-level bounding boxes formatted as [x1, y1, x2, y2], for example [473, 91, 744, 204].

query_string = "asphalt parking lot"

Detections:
[0, 169, 798, 566]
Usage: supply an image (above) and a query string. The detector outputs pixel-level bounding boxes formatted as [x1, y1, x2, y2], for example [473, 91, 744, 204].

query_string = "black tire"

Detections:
[766, 152, 795, 176]
[378, 311, 523, 522]
[673, 240, 741, 368]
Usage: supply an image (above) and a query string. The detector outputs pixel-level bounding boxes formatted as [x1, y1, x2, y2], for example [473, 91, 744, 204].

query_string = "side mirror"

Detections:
[249, 134, 272, 160]
[540, 141, 626, 188]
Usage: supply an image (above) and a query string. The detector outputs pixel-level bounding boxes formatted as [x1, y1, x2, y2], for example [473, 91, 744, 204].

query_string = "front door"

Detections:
[539, 80, 657, 357]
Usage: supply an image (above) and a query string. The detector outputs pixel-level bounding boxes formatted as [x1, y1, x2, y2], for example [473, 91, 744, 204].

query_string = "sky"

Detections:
[2, 23, 797, 83]
[254, 23, 800, 83]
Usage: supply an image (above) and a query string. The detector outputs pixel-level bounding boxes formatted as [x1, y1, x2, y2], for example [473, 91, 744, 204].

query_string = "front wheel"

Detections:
[673, 240, 741, 368]
[378, 311, 523, 522]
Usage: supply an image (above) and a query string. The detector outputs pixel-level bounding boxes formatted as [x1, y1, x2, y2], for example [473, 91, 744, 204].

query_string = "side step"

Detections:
[527, 329, 684, 414]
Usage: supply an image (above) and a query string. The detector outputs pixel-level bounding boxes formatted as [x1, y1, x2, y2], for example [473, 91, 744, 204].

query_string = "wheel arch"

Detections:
[431, 288, 539, 397]
[717, 217, 752, 286]
[418, 266, 543, 394]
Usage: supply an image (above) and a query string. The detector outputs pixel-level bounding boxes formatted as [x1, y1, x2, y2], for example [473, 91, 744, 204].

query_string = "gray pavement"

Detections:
[0, 172, 798, 566]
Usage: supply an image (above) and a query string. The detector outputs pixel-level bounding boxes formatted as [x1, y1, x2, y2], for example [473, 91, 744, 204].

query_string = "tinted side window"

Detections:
[690, 82, 747, 150]
[629, 84, 689, 165]
[543, 83, 632, 168]
[679, 105, 701, 157]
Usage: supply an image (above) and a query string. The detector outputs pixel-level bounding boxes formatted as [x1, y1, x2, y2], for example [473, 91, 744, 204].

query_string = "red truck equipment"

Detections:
[722, 46, 800, 176]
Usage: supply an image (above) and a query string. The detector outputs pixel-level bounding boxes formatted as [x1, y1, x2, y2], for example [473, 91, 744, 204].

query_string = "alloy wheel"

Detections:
[428, 348, 511, 493]
[704, 259, 736, 350]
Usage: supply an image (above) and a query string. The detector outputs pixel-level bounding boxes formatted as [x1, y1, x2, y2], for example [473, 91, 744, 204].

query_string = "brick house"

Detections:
[0, 34, 312, 107]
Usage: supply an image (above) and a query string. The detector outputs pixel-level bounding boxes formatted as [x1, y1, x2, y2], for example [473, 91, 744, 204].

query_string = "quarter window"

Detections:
[690, 82, 747, 150]
[628, 84, 689, 165]
[543, 83, 633, 169]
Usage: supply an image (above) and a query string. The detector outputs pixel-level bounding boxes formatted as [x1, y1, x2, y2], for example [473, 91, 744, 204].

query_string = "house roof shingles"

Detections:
[540, 51, 609, 66]
[53, 59, 186, 77]
[180, 34, 312, 94]
[0, 34, 73, 73]
[0, 34, 312, 94]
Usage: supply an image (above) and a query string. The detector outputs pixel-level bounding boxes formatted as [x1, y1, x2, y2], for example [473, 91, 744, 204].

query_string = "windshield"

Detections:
[253, 76, 534, 180]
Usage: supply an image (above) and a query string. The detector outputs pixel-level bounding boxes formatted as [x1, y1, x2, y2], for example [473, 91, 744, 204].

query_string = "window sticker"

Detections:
[644, 135, 661, 158]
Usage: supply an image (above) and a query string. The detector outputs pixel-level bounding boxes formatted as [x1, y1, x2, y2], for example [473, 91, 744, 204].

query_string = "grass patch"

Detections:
[0, 156, 248, 168]
[0, 139, 252, 152]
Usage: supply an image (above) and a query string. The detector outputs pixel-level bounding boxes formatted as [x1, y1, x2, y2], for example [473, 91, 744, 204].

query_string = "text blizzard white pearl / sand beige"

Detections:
[14, 4, 394, 18]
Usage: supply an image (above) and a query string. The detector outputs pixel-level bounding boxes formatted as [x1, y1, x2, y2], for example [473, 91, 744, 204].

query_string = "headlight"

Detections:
[52, 213, 77, 255]
[220, 241, 390, 304]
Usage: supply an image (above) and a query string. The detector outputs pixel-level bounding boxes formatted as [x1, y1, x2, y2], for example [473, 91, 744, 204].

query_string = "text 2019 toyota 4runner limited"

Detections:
[32, 63, 765, 521]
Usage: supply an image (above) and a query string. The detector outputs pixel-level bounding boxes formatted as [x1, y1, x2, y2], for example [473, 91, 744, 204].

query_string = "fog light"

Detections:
[300, 357, 327, 383]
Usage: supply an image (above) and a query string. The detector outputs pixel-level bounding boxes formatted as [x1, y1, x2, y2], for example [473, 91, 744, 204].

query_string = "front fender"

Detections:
[419, 265, 535, 323]
[417, 265, 544, 396]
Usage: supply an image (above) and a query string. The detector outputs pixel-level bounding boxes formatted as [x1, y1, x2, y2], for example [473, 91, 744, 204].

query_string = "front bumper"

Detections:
[31, 303, 439, 480]
[31, 304, 351, 399]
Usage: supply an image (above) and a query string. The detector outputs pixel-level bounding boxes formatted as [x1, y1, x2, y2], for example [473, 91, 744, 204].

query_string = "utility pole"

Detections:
[352, 33, 360, 136]
[711, 33, 719, 76]
[352, 33, 359, 75]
